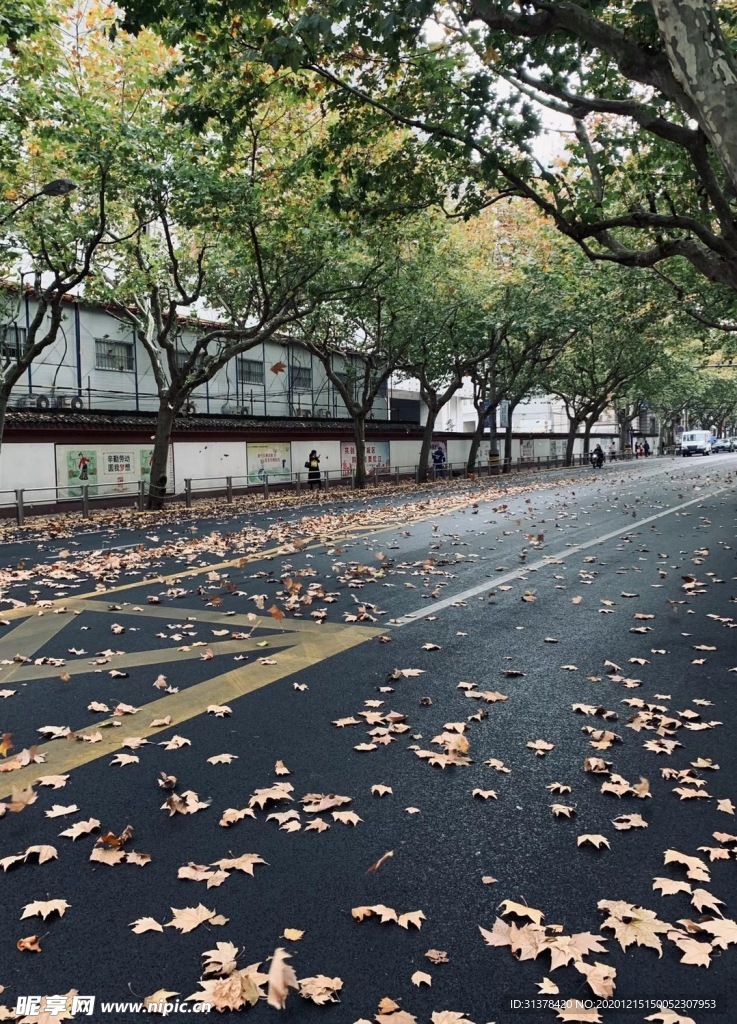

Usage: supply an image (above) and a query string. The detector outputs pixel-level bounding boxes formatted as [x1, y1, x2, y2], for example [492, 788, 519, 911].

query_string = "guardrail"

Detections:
[0, 450, 641, 525]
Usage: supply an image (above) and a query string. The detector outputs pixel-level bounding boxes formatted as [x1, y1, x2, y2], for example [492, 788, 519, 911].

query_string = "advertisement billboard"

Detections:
[340, 440, 390, 475]
[247, 442, 292, 484]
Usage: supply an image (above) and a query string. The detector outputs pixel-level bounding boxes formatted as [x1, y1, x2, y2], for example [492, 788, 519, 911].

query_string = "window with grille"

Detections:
[175, 349, 191, 373]
[238, 358, 264, 386]
[95, 339, 134, 371]
[0, 323, 27, 361]
[290, 365, 312, 391]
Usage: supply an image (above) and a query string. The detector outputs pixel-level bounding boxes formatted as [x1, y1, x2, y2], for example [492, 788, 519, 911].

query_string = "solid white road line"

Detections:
[392, 485, 731, 626]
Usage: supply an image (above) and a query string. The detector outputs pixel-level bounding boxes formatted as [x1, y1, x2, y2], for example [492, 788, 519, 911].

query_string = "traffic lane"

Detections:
[0, 457, 730, 731]
[0, 455, 670, 573]
[1, 488, 736, 1018]
[0, 454, 701, 604]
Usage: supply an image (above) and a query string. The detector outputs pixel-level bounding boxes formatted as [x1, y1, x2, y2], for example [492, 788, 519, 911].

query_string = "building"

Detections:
[1, 294, 389, 421]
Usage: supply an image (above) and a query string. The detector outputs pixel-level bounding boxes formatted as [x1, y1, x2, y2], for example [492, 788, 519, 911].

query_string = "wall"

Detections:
[172, 442, 247, 491]
[0, 442, 57, 497]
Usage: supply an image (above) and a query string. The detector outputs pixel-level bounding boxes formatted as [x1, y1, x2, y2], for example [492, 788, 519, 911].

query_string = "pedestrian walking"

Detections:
[431, 445, 446, 479]
[305, 450, 321, 490]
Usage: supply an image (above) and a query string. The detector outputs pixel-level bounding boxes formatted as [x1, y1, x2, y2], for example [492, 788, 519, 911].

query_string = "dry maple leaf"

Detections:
[645, 1012, 698, 1024]
[574, 959, 616, 998]
[690, 888, 724, 915]
[667, 929, 712, 967]
[697, 917, 737, 948]
[332, 810, 362, 826]
[249, 782, 293, 809]
[267, 947, 298, 1009]
[8, 786, 37, 812]
[59, 817, 99, 841]
[598, 900, 670, 955]
[527, 739, 554, 756]
[397, 910, 425, 929]
[652, 877, 692, 896]
[499, 900, 544, 925]
[44, 803, 79, 818]
[219, 807, 255, 827]
[206, 704, 232, 717]
[165, 904, 224, 934]
[371, 784, 393, 797]
[213, 853, 267, 876]
[410, 970, 431, 987]
[90, 847, 126, 866]
[611, 813, 648, 830]
[24, 844, 58, 864]
[20, 898, 70, 921]
[425, 948, 449, 964]
[555, 1000, 602, 1022]
[202, 941, 240, 976]
[36, 775, 69, 789]
[578, 834, 610, 850]
[282, 928, 304, 942]
[537, 977, 559, 995]
[367, 850, 394, 874]
[208, 754, 237, 765]
[16, 934, 42, 952]
[430, 1013, 476, 1024]
[130, 917, 164, 934]
[663, 849, 710, 882]
[298, 975, 343, 1004]
[472, 789, 497, 800]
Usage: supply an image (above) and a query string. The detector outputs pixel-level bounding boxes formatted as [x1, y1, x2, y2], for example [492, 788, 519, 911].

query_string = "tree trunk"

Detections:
[618, 409, 629, 452]
[583, 419, 593, 458]
[148, 400, 176, 510]
[564, 418, 580, 466]
[466, 404, 485, 475]
[488, 401, 500, 475]
[352, 415, 367, 489]
[417, 406, 438, 484]
[502, 401, 518, 472]
[651, 0, 737, 195]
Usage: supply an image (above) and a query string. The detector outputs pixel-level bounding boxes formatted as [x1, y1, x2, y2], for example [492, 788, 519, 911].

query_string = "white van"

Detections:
[681, 430, 713, 456]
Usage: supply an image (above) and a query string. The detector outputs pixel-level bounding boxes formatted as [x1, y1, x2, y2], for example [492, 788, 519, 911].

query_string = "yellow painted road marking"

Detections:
[0, 619, 380, 797]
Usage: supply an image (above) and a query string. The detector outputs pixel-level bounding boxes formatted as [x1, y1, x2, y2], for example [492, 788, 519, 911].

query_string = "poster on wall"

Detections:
[102, 450, 135, 493]
[247, 442, 292, 484]
[65, 449, 98, 496]
[57, 445, 173, 499]
[340, 440, 390, 475]
[520, 439, 534, 460]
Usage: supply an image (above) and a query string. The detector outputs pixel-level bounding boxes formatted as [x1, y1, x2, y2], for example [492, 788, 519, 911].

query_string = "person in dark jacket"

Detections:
[305, 450, 321, 490]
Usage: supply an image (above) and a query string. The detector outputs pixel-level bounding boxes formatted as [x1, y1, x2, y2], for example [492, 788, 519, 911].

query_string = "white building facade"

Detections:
[1, 295, 389, 421]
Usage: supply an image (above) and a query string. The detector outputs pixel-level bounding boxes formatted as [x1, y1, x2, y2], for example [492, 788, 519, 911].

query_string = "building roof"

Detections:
[4, 408, 427, 441]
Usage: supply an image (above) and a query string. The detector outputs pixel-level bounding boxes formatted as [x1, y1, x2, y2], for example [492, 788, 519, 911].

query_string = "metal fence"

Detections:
[0, 450, 640, 525]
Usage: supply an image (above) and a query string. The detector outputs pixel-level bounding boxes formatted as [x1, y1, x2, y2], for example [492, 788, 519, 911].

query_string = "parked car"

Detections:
[680, 430, 713, 456]
[711, 437, 736, 453]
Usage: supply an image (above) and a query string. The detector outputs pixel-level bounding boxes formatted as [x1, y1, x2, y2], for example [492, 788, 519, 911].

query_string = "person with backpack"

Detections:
[305, 450, 321, 490]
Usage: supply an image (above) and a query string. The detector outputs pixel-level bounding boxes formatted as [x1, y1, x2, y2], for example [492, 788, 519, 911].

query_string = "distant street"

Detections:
[1, 453, 736, 1023]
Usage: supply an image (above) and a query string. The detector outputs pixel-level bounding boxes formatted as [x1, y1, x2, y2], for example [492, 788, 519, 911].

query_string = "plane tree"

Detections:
[122, 1, 737, 306]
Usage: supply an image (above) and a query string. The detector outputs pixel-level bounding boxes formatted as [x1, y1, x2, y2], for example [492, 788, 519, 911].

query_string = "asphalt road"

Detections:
[0, 454, 736, 1024]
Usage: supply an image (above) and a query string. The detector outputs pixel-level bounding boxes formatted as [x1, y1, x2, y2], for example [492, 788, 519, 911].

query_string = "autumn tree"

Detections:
[0, 2, 129, 449]
[292, 230, 420, 489]
[548, 267, 675, 465]
[123, 2, 737, 305]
